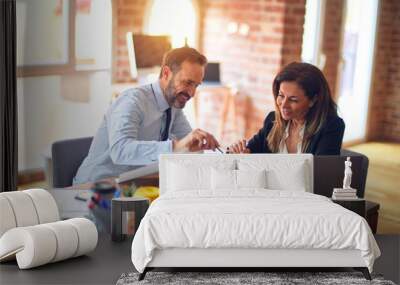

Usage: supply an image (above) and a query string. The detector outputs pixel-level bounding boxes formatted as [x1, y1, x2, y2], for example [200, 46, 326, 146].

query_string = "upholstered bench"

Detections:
[0, 189, 98, 269]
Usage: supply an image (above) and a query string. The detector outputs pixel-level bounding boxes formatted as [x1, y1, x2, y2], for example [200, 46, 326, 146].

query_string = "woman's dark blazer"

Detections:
[247, 111, 345, 155]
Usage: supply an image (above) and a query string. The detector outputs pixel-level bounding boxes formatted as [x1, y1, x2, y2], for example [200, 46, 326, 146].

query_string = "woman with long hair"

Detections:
[228, 62, 345, 155]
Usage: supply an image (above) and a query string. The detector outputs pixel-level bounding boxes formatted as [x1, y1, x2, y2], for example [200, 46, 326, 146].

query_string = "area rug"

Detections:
[116, 271, 396, 285]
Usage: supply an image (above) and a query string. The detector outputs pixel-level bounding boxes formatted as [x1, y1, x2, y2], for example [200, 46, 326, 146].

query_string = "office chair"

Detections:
[52, 137, 93, 188]
[313, 149, 369, 198]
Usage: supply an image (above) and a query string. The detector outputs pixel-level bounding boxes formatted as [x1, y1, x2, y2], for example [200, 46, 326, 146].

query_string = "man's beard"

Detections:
[165, 78, 191, 109]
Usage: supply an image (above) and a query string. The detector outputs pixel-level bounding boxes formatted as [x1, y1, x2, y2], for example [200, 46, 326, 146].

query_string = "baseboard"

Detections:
[17, 169, 45, 185]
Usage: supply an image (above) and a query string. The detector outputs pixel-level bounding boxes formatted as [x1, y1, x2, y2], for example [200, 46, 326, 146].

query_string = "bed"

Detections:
[131, 154, 380, 280]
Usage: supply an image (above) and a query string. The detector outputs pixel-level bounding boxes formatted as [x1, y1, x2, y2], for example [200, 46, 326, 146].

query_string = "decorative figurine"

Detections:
[343, 157, 352, 189]
[332, 157, 358, 200]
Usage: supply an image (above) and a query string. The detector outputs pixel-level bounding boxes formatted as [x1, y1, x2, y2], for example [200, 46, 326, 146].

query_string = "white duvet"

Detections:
[131, 190, 380, 273]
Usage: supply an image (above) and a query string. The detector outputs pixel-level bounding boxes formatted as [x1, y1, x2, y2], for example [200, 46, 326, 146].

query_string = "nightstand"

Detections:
[332, 198, 366, 217]
[366, 201, 380, 233]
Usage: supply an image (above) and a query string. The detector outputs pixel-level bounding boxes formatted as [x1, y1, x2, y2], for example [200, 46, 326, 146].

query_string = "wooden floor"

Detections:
[349, 142, 400, 234]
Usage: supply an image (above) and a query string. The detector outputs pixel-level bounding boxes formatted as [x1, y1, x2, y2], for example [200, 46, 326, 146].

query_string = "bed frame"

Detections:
[138, 154, 372, 281]
[139, 248, 371, 280]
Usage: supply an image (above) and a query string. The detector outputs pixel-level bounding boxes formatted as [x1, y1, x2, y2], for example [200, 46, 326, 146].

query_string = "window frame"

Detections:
[17, 0, 76, 77]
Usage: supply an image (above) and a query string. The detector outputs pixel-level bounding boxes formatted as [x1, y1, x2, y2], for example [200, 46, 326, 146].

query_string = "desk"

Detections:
[68, 173, 159, 190]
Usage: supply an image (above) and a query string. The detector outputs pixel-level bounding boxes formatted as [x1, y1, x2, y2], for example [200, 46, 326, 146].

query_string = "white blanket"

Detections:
[131, 190, 380, 273]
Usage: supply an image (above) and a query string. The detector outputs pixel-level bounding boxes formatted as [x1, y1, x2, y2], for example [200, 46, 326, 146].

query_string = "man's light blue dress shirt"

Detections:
[73, 81, 192, 184]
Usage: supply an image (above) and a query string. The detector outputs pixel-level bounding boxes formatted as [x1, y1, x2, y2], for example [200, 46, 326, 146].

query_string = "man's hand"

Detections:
[227, 139, 250, 154]
[173, 129, 220, 152]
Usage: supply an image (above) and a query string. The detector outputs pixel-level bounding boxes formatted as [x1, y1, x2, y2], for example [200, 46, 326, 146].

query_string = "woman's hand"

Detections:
[227, 139, 250, 154]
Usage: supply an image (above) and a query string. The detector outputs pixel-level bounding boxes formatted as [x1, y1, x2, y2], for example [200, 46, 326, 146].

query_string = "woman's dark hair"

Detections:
[159, 47, 207, 78]
[267, 62, 338, 152]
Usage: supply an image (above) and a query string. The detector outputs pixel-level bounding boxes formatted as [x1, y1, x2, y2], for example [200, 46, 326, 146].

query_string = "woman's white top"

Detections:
[278, 121, 305, 154]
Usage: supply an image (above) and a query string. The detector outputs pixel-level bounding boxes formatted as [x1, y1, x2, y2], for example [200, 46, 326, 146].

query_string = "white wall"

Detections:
[17, 0, 112, 171]
[17, 72, 112, 170]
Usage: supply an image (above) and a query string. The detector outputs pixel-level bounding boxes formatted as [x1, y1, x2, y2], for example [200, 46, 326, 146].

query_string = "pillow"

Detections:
[238, 159, 309, 192]
[236, 169, 267, 189]
[167, 162, 209, 191]
[166, 159, 236, 192]
[211, 169, 267, 191]
[211, 168, 236, 190]
[265, 162, 307, 191]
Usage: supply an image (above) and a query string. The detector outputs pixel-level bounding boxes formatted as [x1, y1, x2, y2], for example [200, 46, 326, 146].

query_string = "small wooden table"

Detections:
[332, 198, 366, 217]
[331, 198, 380, 234]
[111, 197, 150, 242]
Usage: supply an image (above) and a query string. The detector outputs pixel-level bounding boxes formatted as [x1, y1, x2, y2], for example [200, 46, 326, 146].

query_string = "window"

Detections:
[16, 0, 73, 76]
[337, 0, 379, 142]
[301, 0, 326, 69]
[16, 0, 111, 77]
[145, 0, 198, 48]
[143, 0, 199, 127]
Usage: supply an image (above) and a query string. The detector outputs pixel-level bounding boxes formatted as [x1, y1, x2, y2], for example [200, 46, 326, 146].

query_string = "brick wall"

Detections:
[112, 0, 147, 83]
[320, 0, 344, 99]
[385, 1, 400, 141]
[111, 0, 400, 144]
[368, 0, 400, 142]
[317, 0, 400, 142]
[200, 0, 306, 144]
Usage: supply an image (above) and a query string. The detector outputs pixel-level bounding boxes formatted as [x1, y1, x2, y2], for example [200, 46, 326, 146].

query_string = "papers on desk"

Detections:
[51, 189, 90, 219]
[115, 162, 159, 184]
[203, 148, 225, 154]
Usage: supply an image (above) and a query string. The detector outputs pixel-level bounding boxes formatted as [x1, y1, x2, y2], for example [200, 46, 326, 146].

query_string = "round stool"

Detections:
[111, 197, 149, 242]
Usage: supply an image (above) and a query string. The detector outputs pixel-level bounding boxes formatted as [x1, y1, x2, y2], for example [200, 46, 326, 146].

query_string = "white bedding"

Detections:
[131, 190, 380, 273]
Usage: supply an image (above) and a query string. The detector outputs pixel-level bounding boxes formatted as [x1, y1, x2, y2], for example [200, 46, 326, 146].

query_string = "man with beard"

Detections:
[73, 47, 219, 184]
